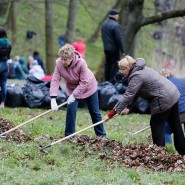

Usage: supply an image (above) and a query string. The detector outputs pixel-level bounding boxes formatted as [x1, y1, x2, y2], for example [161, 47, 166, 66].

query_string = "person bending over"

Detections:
[103, 55, 185, 156]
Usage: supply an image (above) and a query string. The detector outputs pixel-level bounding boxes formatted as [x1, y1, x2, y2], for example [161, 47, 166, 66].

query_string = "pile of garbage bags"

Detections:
[4, 75, 150, 114]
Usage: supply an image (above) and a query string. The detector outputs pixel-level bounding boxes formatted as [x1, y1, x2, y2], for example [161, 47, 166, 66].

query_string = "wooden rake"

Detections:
[0, 101, 68, 138]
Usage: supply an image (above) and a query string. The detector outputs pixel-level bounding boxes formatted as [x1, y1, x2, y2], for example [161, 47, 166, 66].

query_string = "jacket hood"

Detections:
[132, 58, 145, 72]
[69, 51, 83, 68]
[0, 38, 11, 47]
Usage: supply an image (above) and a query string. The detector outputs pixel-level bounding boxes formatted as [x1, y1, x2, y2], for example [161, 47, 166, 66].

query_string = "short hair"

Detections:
[159, 68, 174, 78]
[0, 27, 7, 38]
[33, 51, 39, 55]
[58, 43, 75, 59]
[118, 55, 136, 69]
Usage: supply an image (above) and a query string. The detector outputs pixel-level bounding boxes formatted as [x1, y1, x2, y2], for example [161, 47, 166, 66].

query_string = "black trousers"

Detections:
[104, 50, 120, 84]
[150, 102, 185, 155]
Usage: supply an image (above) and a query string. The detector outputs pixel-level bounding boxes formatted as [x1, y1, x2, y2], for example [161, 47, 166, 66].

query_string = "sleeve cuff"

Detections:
[107, 109, 117, 119]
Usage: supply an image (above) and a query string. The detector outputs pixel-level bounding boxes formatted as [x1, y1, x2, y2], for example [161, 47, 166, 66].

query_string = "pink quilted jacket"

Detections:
[50, 51, 97, 99]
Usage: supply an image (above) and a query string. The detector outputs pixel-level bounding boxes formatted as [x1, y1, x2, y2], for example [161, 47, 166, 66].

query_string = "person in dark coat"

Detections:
[101, 9, 125, 84]
[103, 55, 185, 156]
[33, 51, 46, 74]
[0, 27, 12, 108]
[160, 68, 185, 144]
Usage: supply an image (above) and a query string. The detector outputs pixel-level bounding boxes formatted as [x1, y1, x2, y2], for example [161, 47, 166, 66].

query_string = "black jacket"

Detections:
[101, 17, 124, 53]
[0, 38, 11, 61]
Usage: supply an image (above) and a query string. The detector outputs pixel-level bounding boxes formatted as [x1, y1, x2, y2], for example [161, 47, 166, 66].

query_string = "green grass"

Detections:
[0, 107, 185, 185]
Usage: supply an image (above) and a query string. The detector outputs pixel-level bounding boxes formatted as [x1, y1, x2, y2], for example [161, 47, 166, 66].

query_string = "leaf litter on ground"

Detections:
[0, 117, 184, 172]
[0, 117, 32, 143]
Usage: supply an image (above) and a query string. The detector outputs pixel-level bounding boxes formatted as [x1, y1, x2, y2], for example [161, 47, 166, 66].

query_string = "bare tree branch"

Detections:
[141, 9, 185, 27]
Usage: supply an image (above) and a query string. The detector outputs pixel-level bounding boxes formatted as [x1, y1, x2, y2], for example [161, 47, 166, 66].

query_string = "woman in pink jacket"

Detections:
[50, 44, 106, 137]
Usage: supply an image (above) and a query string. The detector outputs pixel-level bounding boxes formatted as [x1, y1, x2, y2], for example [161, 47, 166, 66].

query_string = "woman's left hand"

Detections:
[121, 107, 129, 115]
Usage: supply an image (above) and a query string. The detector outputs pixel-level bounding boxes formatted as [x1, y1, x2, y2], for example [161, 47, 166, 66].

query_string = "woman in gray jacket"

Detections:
[103, 55, 185, 155]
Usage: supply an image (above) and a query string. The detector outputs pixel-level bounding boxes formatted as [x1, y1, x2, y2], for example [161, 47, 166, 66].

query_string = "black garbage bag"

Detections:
[114, 82, 127, 94]
[114, 71, 128, 84]
[131, 97, 150, 114]
[5, 84, 26, 107]
[23, 75, 67, 108]
[107, 94, 122, 110]
[98, 81, 117, 111]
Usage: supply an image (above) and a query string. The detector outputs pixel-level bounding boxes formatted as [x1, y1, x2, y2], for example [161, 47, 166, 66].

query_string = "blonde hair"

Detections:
[159, 68, 174, 78]
[58, 43, 75, 59]
[118, 55, 136, 69]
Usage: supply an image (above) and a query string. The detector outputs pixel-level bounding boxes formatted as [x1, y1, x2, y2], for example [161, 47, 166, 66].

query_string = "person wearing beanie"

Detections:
[50, 44, 106, 137]
[101, 9, 125, 84]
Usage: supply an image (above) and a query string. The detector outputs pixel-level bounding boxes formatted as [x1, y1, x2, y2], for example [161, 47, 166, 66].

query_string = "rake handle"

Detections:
[132, 126, 150, 135]
[0, 101, 67, 136]
[40, 119, 105, 150]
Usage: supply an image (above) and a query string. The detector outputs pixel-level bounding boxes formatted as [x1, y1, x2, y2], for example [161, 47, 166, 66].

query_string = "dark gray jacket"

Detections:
[114, 58, 180, 115]
[101, 17, 124, 53]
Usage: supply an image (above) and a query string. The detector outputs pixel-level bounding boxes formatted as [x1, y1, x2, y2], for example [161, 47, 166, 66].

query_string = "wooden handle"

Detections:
[0, 101, 67, 136]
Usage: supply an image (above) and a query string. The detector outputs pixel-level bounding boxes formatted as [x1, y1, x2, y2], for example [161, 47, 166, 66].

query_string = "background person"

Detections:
[103, 55, 185, 156]
[50, 44, 106, 137]
[29, 60, 45, 80]
[33, 50, 46, 74]
[101, 9, 125, 83]
[72, 39, 86, 59]
[0, 27, 12, 108]
[160, 68, 185, 144]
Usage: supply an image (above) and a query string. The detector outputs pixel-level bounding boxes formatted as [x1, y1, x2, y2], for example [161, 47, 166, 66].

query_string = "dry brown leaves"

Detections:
[0, 117, 32, 143]
[73, 135, 185, 172]
[1, 116, 184, 172]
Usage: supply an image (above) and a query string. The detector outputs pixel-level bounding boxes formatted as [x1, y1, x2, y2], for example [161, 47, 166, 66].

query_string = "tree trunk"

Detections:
[95, 0, 185, 82]
[0, 2, 9, 18]
[45, 0, 54, 74]
[65, 0, 78, 44]
[11, 1, 17, 46]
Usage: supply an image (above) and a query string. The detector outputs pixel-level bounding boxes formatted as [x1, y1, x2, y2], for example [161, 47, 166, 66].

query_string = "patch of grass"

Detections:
[0, 107, 185, 184]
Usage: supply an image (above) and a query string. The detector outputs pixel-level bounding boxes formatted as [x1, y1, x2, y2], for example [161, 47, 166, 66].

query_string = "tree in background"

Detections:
[45, 0, 54, 74]
[65, 0, 78, 44]
[95, 0, 185, 81]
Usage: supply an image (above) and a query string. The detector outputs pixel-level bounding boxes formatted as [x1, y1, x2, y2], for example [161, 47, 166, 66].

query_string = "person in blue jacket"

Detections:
[0, 27, 12, 108]
[160, 68, 185, 144]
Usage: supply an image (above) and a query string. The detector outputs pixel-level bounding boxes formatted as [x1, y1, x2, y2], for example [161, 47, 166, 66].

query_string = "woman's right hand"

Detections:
[103, 115, 110, 122]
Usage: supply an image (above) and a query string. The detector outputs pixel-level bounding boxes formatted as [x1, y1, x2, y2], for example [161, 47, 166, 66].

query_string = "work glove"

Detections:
[67, 94, 76, 104]
[51, 98, 58, 111]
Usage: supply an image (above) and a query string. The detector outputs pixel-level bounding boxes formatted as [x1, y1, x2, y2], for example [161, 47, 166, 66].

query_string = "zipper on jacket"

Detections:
[157, 98, 162, 112]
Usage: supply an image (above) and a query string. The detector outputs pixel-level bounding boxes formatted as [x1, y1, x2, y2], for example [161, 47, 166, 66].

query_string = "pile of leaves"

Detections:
[73, 135, 185, 172]
[0, 117, 32, 143]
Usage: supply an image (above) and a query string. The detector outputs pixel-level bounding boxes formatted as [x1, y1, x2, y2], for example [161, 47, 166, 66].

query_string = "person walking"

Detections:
[0, 27, 12, 108]
[103, 55, 185, 156]
[160, 68, 185, 144]
[50, 44, 106, 137]
[101, 9, 125, 83]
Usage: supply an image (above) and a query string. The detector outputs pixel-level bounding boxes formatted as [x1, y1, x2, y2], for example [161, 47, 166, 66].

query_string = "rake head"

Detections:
[0, 134, 6, 139]
[38, 145, 49, 155]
